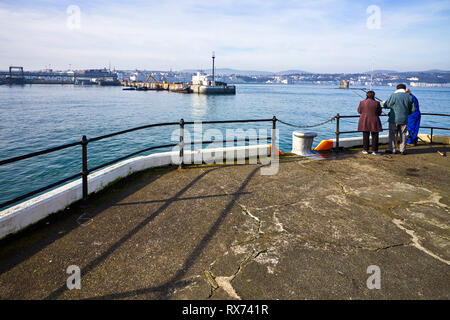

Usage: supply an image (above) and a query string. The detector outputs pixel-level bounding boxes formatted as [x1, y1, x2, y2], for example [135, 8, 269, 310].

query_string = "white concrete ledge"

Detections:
[0, 144, 270, 240]
[331, 134, 389, 148]
[417, 134, 450, 144]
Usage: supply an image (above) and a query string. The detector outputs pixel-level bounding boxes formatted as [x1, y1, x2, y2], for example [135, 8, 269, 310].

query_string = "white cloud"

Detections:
[0, 0, 449, 72]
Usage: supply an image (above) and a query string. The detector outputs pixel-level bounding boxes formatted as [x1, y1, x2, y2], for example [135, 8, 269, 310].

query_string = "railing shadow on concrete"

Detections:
[59, 165, 260, 300]
[0, 165, 172, 275]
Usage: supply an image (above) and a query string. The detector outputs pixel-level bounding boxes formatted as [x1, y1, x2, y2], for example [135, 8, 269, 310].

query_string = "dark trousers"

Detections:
[362, 131, 379, 152]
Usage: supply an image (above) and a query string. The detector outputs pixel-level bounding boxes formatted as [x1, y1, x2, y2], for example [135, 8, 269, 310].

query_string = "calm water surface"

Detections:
[0, 84, 449, 206]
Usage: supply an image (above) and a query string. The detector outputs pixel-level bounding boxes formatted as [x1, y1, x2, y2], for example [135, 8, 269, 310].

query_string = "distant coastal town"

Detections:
[1, 66, 450, 87]
[123, 68, 450, 87]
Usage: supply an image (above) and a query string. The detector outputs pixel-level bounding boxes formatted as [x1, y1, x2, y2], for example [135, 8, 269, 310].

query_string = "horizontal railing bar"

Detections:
[0, 119, 273, 167]
[89, 137, 272, 173]
[90, 119, 273, 142]
[88, 143, 178, 173]
[0, 172, 83, 209]
[421, 113, 450, 117]
[339, 126, 448, 135]
[339, 113, 449, 119]
[184, 119, 273, 125]
[339, 129, 389, 134]
[0, 141, 81, 166]
[420, 127, 449, 130]
[339, 115, 388, 118]
[338, 115, 361, 118]
[88, 122, 180, 142]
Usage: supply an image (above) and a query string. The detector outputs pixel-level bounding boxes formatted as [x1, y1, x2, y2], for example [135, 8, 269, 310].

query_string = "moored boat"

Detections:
[189, 52, 236, 95]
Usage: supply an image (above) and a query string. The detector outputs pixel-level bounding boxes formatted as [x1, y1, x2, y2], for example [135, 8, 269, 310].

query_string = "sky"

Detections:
[0, 0, 450, 73]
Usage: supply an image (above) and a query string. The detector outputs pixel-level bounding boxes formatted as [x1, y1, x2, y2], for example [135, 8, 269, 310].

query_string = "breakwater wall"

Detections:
[121, 81, 236, 94]
[120, 81, 186, 91]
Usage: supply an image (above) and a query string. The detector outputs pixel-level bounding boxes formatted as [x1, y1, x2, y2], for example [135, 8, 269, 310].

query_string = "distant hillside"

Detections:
[180, 68, 310, 76]
[367, 69, 450, 74]
[181, 68, 277, 76]
[420, 69, 450, 73]
[367, 69, 398, 74]
[176, 68, 449, 76]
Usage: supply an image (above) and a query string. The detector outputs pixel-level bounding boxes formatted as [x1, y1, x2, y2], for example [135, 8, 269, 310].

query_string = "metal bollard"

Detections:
[272, 116, 277, 159]
[335, 113, 340, 150]
[291, 131, 318, 156]
[81, 135, 89, 207]
[179, 119, 185, 169]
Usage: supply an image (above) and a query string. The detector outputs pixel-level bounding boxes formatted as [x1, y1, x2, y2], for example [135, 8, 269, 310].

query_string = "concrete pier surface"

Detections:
[0, 143, 449, 299]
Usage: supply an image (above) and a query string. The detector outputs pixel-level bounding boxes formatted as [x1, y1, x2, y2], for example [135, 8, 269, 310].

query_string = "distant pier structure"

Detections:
[7, 66, 25, 85]
[0, 66, 119, 85]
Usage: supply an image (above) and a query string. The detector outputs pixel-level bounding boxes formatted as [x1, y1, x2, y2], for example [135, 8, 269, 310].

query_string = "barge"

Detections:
[119, 52, 236, 95]
[189, 51, 236, 95]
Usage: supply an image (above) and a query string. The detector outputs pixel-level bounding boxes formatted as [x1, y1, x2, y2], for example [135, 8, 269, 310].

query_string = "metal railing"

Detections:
[0, 117, 277, 210]
[334, 113, 449, 148]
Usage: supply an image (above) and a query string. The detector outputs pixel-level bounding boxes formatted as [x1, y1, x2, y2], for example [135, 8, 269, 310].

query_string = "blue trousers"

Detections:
[407, 112, 421, 144]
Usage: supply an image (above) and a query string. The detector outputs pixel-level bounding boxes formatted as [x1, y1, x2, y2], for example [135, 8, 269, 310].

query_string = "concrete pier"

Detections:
[0, 142, 449, 299]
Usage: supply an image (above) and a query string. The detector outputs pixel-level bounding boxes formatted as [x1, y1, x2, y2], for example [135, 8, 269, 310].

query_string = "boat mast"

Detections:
[212, 51, 215, 86]
[370, 62, 374, 90]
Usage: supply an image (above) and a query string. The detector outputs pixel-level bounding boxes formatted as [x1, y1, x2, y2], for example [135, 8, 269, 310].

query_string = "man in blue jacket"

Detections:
[406, 88, 421, 145]
[382, 84, 416, 155]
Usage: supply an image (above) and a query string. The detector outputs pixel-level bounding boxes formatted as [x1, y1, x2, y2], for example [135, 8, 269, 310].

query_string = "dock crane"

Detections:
[145, 73, 160, 85]
[145, 73, 166, 90]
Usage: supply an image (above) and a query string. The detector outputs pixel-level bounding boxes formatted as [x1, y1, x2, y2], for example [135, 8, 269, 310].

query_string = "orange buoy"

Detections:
[314, 139, 333, 151]
[269, 144, 283, 155]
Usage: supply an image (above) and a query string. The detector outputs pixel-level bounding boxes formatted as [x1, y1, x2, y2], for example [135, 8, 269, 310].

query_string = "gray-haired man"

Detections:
[382, 84, 416, 155]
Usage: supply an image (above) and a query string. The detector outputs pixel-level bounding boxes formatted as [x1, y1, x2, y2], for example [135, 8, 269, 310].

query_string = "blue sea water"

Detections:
[0, 84, 449, 207]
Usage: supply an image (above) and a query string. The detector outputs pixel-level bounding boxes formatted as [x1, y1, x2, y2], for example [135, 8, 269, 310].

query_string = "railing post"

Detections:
[81, 135, 89, 207]
[335, 113, 340, 150]
[179, 118, 184, 169]
[272, 116, 277, 159]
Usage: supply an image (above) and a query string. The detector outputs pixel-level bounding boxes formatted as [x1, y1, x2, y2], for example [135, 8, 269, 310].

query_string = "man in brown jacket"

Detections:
[357, 90, 383, 155]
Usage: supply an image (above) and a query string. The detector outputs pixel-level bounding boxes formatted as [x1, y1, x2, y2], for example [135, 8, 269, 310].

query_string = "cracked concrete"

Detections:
[392, 218, 449, 266]
[0, 143, 449, 299]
